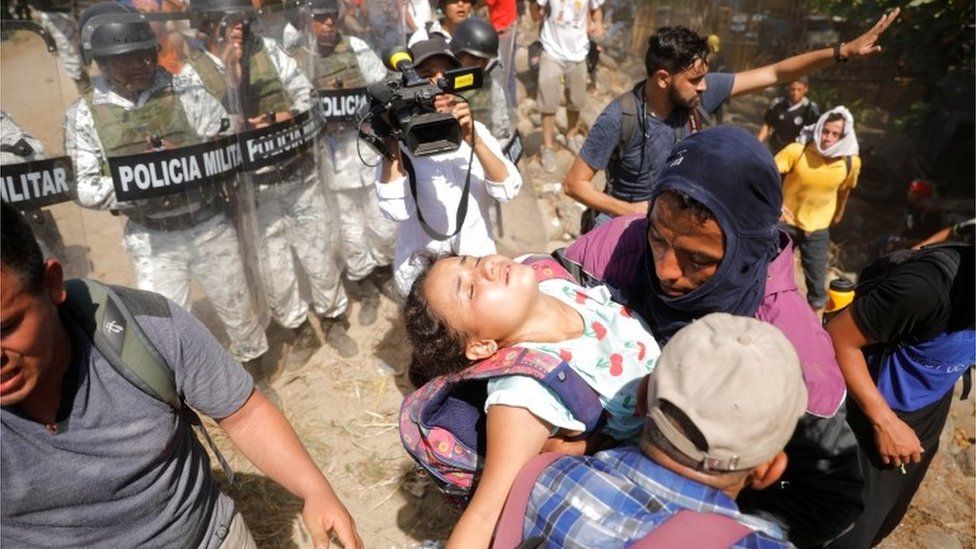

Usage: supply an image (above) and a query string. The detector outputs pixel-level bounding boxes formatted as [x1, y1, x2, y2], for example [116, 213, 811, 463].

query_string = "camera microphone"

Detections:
[384, 46, 425, 86]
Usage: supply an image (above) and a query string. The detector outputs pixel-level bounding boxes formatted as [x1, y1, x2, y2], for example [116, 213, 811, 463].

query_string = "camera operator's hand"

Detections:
[433, 94, 459, 113]
[451, 102, 476, 146]
[379, 136, 404, 184]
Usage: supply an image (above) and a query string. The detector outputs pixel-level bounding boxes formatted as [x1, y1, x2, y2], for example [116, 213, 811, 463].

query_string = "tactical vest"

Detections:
[87, 78, 198, 157]
[85, 77, 221, 220]
[463, 86, 492, 130]
[300, 37, 366, 90]
[187, 39, 292, 117]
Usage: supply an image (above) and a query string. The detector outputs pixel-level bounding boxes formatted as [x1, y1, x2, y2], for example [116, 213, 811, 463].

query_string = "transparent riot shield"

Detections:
[190, 1, 349, 365]
[75, 11, 269, 363]
[1, 21, 93, 280]
[253, 0, 302, 54]
[335, 0, 403, 60]
[299, 1, 396, 293]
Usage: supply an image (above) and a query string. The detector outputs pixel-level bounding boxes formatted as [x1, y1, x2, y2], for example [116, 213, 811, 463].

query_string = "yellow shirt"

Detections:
[776, 142, 861, 232]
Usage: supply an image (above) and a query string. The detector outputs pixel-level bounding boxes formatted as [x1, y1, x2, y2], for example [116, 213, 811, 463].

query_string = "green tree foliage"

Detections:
[805, 0, 974, 82]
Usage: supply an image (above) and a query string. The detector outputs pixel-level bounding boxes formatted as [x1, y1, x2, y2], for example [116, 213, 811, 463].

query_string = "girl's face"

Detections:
[425, 255, 538, 347]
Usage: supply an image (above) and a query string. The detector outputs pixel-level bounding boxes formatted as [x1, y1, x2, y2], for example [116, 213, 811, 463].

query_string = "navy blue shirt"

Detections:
[579, 72, 735, 203]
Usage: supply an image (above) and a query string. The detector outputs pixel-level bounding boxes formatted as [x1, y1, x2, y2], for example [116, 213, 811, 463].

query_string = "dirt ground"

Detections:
[2, 28, 974, 549]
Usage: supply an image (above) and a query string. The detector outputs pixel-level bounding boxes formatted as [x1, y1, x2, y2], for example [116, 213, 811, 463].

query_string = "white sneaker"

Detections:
[540, 147, 557, 173]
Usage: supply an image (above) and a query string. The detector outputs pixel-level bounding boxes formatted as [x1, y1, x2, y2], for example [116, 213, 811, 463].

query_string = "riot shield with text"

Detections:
[1, 21, 92, 279]
[210, 2, 347, 337]
[76, 10, 268, 362]
[299, 1, 395, 285]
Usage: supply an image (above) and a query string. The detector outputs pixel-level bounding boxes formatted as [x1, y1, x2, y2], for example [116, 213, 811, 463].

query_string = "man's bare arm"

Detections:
[757, 123, 771, 143]
[826, 310, 923, 467]
[219, 390, 363, 549]
[731, 9, 900, 97]
[563, 157, 648, 217]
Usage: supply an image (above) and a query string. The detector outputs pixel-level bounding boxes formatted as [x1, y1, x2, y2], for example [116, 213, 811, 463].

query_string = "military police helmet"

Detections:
[79, 2, 158, 64]
[450, 16, 498, 60]
[308, 0, 341, 16]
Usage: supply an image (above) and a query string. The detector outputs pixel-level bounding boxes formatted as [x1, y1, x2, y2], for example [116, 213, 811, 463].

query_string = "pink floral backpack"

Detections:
[398, 256, 606, 502]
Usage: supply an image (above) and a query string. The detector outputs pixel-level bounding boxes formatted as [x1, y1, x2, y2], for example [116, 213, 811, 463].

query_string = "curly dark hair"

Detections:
[402, 251, 471, 387]
[645, 26, 710, 76]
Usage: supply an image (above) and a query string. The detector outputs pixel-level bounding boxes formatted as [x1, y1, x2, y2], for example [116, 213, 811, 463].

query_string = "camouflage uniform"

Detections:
[299, 34, 395, 283]
[181, 35, 348, 329]
[0, 111, 68, 263]
[65, 69, 268, 362]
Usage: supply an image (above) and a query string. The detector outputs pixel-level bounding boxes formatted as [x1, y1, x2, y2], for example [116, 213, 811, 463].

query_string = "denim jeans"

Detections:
[781, 224, 830, 308]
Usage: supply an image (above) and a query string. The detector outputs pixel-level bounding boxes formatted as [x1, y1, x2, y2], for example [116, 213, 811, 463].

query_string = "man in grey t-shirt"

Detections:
[0, 203, 362, 549]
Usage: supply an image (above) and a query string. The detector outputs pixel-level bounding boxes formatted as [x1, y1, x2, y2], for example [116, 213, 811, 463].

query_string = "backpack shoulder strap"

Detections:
[629, 509, 753, 549]
[492, 452, 568, 548]
[62, 278, 236, 484]
[691, 104, 713, 131]
[63, 278, 181, 410]
[519, 254, 577, 284]
[615, 87, 639, 160]
[472, 347, 605, 434]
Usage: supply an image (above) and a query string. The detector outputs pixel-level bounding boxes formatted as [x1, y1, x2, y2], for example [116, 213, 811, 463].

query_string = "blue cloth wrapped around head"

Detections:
[641, 126, 783, 341]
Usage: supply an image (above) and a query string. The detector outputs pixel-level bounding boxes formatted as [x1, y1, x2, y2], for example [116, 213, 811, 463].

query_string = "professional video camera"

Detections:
[358, 47, 483, 158]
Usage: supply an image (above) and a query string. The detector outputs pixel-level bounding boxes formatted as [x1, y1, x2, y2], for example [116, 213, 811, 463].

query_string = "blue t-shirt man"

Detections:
[575, 73, 733, 228]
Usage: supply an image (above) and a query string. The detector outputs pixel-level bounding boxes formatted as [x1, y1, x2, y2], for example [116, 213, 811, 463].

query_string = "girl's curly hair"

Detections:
[402, 251, 472, 387]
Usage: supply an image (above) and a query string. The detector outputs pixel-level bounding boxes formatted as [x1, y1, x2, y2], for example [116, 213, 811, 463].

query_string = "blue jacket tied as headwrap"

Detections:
[642, 126, 783, 341]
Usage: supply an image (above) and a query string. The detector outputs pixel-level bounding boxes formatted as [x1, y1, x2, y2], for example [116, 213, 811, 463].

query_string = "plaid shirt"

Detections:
[523, 447, 792, 548]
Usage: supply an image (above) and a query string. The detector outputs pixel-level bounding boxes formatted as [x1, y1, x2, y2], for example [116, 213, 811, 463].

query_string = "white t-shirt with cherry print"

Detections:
[484, 277, 660, 442]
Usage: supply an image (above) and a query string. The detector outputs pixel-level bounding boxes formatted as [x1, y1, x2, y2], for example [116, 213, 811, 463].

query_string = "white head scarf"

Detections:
[798, 106, 859, 158]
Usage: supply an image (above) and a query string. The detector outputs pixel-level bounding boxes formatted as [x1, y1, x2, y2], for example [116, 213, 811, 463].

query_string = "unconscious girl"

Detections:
[403, 252, 661, 548]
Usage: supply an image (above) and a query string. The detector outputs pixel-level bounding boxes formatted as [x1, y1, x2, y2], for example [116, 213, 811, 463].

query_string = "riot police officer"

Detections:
[0, 112, 71, 267]
[450, 16, 512, 143]
[298, 0, 395, 326]
[64, 1, 269, 364]
[183, 0, 359, 361]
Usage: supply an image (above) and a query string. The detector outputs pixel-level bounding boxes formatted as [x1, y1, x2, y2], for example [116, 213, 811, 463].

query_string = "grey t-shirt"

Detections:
[579, 72, 735, 203]
[1, 286, 253, 548]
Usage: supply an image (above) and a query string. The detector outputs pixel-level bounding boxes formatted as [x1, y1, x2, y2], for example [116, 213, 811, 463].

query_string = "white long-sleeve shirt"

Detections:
[375, 120, 522, 294]
[64, 69, 228, 213]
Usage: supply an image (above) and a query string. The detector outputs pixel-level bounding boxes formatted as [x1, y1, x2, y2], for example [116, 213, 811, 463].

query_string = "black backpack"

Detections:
[580, 83, 713, 234]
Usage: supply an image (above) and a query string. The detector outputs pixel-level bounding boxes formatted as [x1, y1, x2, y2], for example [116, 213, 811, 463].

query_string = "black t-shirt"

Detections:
[764, 97, 820, 153]
[852, 243, 974, 345]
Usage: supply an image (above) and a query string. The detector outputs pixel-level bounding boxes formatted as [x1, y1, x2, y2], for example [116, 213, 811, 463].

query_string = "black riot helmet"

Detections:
[450, 16, 498, 60]
[308, 0, 341, 16]
[79, 2, 158, 65]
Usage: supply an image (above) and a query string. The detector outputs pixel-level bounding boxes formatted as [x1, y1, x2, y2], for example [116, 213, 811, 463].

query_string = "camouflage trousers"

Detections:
[123, 213, 268, 362]
[320, 132, 395, 281]
[334, 186, 395, 281]
[253, 173, 347, 328]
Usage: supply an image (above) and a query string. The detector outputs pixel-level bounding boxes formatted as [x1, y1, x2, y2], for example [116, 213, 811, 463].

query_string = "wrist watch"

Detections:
[833, 42, 849, 63]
